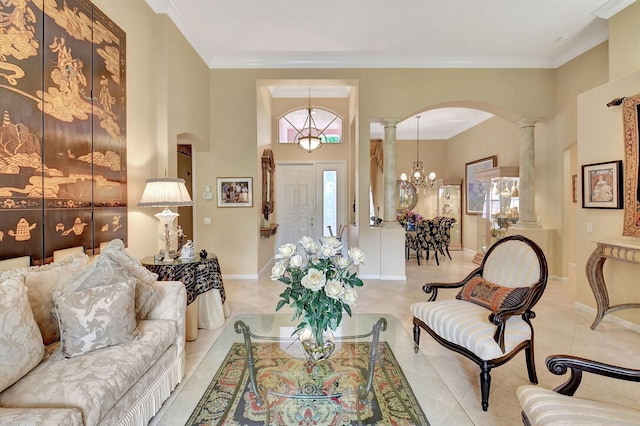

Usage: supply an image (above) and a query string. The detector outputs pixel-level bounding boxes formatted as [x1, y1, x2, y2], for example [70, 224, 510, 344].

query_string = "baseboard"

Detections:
[574, 302, 640, 333]
[223, 274, 259, 280]
[549, 275, 569, 281]
[359, 274, 380, 280]
[379, 274, 406, 281]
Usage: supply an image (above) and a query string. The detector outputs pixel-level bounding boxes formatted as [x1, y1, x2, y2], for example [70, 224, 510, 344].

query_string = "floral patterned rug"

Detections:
[186, 341, 428, 425]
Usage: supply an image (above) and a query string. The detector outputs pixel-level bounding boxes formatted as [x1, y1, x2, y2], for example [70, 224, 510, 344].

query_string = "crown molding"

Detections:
[144, 0, 212, 65]
[549, 31, 609, 68]
[592, 0, 636, 19]
[208, 55, 555, 70]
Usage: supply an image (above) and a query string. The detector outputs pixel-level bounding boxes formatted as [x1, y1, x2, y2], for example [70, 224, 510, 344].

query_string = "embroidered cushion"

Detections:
[53, 280, 140, 358]
[0, 277, 45, 392]
[66, 252, 158, 320]
[20, 254, 89, 345]
[101, 239, 158, 285]
[456, 276, 529, 311]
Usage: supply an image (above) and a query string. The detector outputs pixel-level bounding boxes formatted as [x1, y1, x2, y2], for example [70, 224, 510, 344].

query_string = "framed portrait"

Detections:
[581, 160, 622, 209]
[217, 177, 253, 207]
[465, 156, 497, 215]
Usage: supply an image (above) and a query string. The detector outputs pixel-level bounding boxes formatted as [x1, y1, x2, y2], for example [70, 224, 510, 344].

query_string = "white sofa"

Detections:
[0, 242, 186, 426]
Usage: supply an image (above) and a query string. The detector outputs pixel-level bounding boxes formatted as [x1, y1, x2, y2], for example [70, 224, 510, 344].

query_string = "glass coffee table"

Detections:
[156, 314, 472, 425]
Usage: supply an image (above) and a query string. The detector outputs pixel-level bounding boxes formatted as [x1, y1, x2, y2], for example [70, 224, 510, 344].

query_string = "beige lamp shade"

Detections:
[138, 177, 193, 262]
[138, 177, 194, 208]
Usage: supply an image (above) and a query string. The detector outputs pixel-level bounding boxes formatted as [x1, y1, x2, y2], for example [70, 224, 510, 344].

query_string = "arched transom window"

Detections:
[278, 107, 343, 144]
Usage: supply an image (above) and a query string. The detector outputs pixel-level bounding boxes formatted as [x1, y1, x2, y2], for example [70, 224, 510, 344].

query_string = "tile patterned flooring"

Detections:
[151, 250, 640, 425]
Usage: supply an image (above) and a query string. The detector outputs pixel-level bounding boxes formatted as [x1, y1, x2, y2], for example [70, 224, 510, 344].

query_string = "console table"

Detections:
[141, 254, 229, 340]
[585, 238, 640, 329]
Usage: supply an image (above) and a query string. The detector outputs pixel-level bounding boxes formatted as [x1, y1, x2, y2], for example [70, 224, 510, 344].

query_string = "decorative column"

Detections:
[514, 118, 539, 227]
[383, 119, 400, 227]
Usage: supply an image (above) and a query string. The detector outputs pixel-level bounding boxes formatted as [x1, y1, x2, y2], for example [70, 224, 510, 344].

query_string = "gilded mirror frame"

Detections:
[261, 149, 275, 220]
[397, 180, 417, 212]
[623, 94, 640, 236]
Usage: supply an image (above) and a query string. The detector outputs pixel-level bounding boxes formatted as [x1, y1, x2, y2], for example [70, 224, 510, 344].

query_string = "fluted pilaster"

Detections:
[515, 118, 539, 227]
[383, 119, 400, 227]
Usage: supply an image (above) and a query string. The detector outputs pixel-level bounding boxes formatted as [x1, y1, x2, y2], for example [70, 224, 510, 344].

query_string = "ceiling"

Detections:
[144, 0, 634, 139]
[145, 0, 633, 69]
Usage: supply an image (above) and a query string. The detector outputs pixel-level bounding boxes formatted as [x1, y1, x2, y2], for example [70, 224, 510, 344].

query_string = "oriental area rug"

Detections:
[186, 341, 428, 425]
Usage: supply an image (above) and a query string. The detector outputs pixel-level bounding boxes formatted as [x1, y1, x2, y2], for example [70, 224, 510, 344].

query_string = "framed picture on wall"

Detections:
[581, 160, 623, 209]
[465, 156, 497, 215]
[217, 177, 253, 207]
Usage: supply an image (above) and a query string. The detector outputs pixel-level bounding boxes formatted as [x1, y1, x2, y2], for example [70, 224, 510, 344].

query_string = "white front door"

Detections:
[276, 164, 316, 246]
[276, 162, 347, 247]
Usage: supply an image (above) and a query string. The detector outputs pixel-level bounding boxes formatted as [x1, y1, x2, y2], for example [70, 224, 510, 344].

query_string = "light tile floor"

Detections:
[152, 250, 640, 425]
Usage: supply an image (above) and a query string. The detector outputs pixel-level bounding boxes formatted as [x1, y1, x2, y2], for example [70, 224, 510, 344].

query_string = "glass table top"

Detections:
[156, 314, 472, 425]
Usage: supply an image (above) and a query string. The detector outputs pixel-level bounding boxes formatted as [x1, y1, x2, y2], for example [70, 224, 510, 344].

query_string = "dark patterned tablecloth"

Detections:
[141, 255, 226, 305]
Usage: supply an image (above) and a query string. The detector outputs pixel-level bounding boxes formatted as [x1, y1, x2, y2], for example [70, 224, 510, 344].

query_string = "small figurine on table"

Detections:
[180, 240, 195, 259]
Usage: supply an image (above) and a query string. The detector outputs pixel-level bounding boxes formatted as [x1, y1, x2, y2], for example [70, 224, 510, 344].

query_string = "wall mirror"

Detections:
[397, 180, 417, 212]
[261, 149, 275, 220]
[623, 94, 640, 236]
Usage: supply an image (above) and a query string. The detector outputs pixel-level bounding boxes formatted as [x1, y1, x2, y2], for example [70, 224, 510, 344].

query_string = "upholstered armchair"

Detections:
[411, 234, 548, 410]
[518, 355, 640, 424]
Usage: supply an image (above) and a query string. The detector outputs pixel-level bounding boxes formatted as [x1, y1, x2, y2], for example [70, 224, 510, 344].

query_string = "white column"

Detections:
[514, 118, 540, 227]
[383, 119, 400, 227]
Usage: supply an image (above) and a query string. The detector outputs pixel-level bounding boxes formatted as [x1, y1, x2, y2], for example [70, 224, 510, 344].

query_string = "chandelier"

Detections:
[287, 88, 336, 153]
[409, 115, 436, 191]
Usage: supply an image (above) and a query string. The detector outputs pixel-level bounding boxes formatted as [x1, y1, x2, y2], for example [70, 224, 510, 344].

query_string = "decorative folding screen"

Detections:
[0, 0, 126, 263]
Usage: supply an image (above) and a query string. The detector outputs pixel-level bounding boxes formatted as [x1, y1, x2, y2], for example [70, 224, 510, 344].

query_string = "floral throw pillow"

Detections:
[101, 239, 159, 285]
[22, 254, 89, 345]
[0, 277, 45, 392]
[456, 276, 529, 311]
[65, 253, 158, 320]
[53, 280, 140, 358]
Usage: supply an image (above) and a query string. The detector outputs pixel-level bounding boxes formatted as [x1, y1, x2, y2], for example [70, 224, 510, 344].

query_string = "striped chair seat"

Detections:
[517, 385, 640, 425]
[411, 235, 549, 411]
[411, 299, 531, 360]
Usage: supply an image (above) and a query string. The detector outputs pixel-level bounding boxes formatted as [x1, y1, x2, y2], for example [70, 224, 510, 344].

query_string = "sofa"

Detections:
[0, 240, 187, 426]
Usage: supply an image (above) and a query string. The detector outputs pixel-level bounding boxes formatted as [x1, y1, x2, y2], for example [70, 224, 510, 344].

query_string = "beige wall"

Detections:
[92, 0, 210, 259]
[609, 1, 640, 81]
[553, 43, 609, 275]
[447, 117, 520, 252]
[577, 71, 640, 323]
[575, 4, 640, 325]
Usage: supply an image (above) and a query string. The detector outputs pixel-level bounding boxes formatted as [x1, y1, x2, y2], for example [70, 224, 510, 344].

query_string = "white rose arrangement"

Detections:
[272, 236, 365, 347]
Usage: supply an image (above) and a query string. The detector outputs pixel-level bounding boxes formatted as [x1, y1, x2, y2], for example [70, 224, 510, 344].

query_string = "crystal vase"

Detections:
[298, 326, 335, 362]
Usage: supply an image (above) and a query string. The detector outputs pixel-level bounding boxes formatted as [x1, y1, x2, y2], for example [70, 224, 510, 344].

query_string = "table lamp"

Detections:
[138, 176, 194, 262]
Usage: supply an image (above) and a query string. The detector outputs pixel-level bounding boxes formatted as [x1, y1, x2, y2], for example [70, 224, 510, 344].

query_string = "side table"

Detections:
[141, 254, 228, 341]
[585, 238, 640, 329]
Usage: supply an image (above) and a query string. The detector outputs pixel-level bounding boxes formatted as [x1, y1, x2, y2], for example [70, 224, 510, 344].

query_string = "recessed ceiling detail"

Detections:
[144, 0, 630, 69]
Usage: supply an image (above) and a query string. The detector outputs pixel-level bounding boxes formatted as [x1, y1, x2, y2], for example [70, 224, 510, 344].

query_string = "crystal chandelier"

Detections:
[410, 115, 436, 191]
